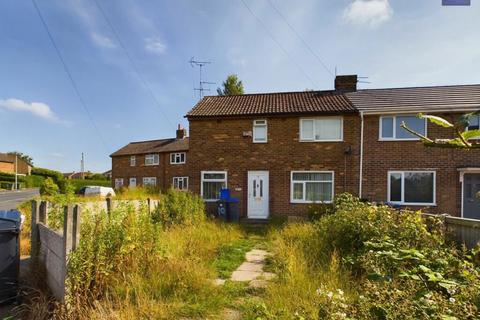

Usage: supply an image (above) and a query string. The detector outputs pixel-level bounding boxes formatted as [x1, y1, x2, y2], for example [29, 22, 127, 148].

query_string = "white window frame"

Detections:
[253, 119, 268, 143]
[143, 177, 157, 187]
[170, 152, 186, 164]
[465, 115, 480, 139]
[379, 115, 427, 141]
[145, 154, 159, 166]
[130, 155, 136, 166]
[299, 117, 343, 142]
[290, 171, 335, 204]
[387, 170, 436, 206]
[201, 171, 227, 202]
[114, 178, 124, 188]
[173, 176, 189, 190]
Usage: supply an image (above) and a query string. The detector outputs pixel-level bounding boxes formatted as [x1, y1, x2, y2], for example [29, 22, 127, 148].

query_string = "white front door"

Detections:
[248, 171, 269, 219]
[129, 177, 136, 188]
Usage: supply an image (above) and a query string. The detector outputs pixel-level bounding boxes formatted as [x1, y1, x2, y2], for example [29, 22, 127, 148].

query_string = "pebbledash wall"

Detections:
[188, 115, 361, 216]
[361, 113, 480, 216]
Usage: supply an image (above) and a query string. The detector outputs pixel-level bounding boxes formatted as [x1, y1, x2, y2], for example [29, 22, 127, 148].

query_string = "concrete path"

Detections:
[230, 249, 275, 283]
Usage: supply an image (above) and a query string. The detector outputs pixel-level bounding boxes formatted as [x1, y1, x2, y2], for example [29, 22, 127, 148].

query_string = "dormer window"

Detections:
[253, 120, 267, 143]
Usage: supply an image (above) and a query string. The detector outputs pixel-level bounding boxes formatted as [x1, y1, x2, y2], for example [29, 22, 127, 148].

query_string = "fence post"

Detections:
[72, 205, 81, 251]
[30, 200, 41, 259]
[147, 198, 151, 214]
[39, 200, 48, 225]
[63, 205, 74, 254]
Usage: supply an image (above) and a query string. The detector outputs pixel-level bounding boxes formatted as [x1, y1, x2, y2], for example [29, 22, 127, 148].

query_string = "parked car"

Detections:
[78, 186, 116, 197]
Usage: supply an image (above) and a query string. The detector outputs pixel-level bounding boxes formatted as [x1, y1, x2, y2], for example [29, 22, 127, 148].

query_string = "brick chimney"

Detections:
[334, 75, 357, 92]
[176, 124, 187, 139]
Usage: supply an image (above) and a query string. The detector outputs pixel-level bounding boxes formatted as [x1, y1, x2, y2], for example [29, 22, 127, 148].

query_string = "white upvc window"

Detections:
[299, 117, 343, 142]
[253, 119, 268, 143]
[143, 177, 157, 187]
[290, 171, 334, 203]
[114, 178, 124, 189]
[201, 171, 227, 202]
[388, 171, 436, 205]
[145, 154, 159, 166]
[130, 155, 136, 166]
[466, 115, 480, 136]
[173, 177, 189, 190]
[170, 152, 186, 164]
[379, 115, 427, 140]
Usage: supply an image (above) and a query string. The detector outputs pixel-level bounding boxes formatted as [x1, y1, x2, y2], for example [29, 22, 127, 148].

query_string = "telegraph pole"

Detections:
[81, 153, 85, 180]
[14, 153, 18, 190]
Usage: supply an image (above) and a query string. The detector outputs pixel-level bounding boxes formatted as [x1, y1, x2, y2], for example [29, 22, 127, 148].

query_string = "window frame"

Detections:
[253, 119, 268, 143]
[379, 115, 427, 141]
[142, 176, 157, 187]
[170, 152, 186, 164]
[145, 154, 159, 166]
[130, 155, 136, 167]
[200, 171, 228, 202]
[173, 176, 189, 190]
[129, 177, 136, 187]
[290, 171, 335, 204]
[299, 117, 344, 142]
[465, 115, 480, 139]
[387, 170, 436, 206]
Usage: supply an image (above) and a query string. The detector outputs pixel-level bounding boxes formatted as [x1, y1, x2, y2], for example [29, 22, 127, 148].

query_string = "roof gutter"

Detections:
[360, 106, 480, 115]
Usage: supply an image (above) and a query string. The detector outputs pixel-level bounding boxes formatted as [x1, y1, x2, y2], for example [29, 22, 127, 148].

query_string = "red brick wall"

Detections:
[111, 152, 190, 190]
[362, 113, 480, 216]
[0, 162, 14, 174]
[188, 115, 361, 217]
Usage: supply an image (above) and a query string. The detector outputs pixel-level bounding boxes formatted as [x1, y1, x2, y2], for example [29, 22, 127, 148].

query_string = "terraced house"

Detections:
[112, 75, 480, 220]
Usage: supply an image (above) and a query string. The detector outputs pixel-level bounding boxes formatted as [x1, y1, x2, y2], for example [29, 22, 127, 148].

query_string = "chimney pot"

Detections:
[176, 124, 187, 139]
[335, 75, 357, 92]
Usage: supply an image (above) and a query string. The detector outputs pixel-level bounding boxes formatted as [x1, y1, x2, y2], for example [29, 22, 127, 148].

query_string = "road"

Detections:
[0, 188, 39, 211]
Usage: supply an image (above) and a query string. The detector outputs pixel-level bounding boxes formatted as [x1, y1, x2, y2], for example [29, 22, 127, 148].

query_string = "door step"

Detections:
[240, 218, 269, 225]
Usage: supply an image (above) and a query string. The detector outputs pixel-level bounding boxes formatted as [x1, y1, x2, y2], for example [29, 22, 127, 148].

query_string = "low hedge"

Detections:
[31, 167, 63, 182]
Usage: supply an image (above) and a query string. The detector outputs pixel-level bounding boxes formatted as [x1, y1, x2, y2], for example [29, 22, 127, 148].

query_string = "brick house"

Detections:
[112, 76, 480, 220]
[0, 153, 32, 175]
[110, 126, 189, 190]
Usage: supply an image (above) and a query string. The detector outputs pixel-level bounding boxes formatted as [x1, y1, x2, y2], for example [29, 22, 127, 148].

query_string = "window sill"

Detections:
[170, 162, 186, 165]
[203, 199, 220, 203]
[290, 200, 333, 204]
[389, 202, 437, 206]
[144, 163, 159, 166]
[378, 138, 421, 142]
[299, 140, 343, 143]
[253, 141, 268, 144]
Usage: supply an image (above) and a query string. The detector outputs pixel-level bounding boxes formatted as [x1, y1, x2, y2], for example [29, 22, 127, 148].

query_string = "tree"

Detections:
[217, 74, 244, 96]
[8, 151, 33, 166]
[401, 110, 480, 149]
[40, 177, 59, 196]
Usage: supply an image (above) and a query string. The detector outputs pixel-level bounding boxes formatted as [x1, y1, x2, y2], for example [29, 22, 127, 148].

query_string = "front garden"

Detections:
[14, 192, 480, 319]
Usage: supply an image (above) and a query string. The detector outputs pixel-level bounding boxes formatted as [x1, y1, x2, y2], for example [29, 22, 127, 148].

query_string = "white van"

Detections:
[78, 186, 116, 197]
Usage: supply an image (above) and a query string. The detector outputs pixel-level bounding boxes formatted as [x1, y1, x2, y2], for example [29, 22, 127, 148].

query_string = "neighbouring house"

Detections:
[103, 170, 112, 179]
[112, 75, 480, 220]
[110, 125, 189, 190]
[63, 171, 91, 180]
[0, 153, 32, 175]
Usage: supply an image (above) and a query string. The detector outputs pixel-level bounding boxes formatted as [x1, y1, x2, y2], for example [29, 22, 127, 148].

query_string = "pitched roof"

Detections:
[0, 153, 13, 163]
[345, 84, 480, 114]
[110, 137, 189, 157]
[186, 91, 356, 118]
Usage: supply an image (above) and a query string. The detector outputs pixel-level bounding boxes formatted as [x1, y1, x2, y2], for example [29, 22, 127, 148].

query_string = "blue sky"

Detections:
[1, 0, 479, 173]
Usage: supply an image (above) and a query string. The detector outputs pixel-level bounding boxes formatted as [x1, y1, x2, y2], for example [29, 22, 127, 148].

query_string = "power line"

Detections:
[267, 0, 334, 78]
[239, 0, 319, 89]
[92, 0, 175, 129]
[31, 0, 110, 152]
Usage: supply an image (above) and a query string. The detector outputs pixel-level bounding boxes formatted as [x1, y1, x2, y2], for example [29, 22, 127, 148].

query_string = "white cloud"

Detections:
[0, 98, 62, 122]
[144, 38, 167, 55]
[91, 32, 116, 48]
[343, 0, 393, 27]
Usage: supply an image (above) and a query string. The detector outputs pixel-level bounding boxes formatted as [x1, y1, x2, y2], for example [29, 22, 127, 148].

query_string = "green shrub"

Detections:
[253, 193, 480, 320]
[151, 189, 205, 226]
[23, 175, 45, 188]
[31, 167, 63, 182]
[307, 203, 334, 221]
[40, 177, 59, 196]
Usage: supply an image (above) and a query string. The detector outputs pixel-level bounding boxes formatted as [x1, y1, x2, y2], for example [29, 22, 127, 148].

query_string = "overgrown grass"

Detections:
[213, 239, 256, 279]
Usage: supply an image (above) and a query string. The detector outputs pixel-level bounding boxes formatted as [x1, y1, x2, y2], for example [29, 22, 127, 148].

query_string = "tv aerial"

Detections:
[189, 57, 215, 99]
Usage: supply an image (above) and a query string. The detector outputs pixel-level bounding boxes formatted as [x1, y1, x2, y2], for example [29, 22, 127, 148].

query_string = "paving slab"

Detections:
[231, 270, 262, 282]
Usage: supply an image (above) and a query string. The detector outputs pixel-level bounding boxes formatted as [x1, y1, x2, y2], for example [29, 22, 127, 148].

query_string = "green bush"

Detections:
[151, 189, 205, 226]
[253, 193, 480, 319]
[23, 175, 45, 188]
[31, 167, 63, 182]
[307, 202, 334, 221]
[40, 177, 59, 196]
